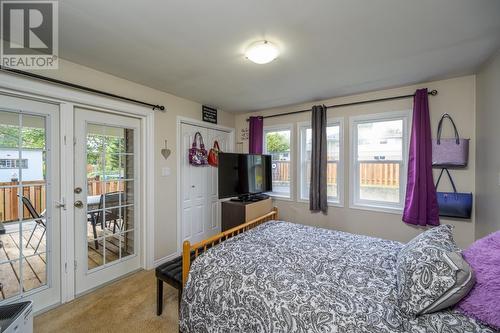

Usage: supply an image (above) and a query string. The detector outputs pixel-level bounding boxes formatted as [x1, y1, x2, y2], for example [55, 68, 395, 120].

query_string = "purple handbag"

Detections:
[188, 132, 208, 166]
[432, 113, 469, 167]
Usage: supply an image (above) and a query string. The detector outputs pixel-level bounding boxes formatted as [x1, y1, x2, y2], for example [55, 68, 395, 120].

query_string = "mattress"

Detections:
[180, 221, 495, 333]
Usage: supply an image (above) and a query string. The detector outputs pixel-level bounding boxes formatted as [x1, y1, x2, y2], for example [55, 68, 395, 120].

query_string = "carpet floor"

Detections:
[34, 270, 179, 333]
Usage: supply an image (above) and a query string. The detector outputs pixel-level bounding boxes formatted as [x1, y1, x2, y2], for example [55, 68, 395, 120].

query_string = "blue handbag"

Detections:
[435, 168, 472, 219]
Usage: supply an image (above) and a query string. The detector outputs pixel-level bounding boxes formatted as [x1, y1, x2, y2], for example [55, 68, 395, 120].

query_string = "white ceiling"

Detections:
[59, 0, 500, 112]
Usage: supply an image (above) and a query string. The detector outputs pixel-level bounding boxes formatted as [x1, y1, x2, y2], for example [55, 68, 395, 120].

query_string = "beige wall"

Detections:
[33, 59, 235, 261]
[15, 58, 484, 253]
[234, 76, 477, 248]
[476, 51, 500, 239]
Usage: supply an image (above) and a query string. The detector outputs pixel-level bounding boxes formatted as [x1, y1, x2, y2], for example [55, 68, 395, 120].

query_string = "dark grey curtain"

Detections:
[310, 105, 328, 213]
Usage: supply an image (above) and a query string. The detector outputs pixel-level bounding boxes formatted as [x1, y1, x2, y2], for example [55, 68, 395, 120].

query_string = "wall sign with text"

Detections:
[202, 105, 217, 124]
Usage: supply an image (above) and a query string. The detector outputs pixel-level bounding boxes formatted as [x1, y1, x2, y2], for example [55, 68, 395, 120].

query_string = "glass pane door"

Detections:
[74, 109, 140, 295]
[0, 93, 60, 312]
[0, 111, 48, 300]
[85, 124, 136, 270]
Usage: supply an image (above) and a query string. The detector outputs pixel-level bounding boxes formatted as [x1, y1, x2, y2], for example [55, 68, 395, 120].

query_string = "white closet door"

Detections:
[180, 124, 208, 245]
[180, 123, 233, 246]
[205, 129, 231, 238]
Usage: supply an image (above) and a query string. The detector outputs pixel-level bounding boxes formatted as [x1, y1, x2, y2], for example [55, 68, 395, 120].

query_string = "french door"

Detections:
[0, 93, 61, 312]
[74, 109, 141, 295]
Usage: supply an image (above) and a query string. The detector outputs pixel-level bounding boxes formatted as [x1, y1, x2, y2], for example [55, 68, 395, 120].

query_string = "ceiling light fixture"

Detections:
[245, 40, 279, 64]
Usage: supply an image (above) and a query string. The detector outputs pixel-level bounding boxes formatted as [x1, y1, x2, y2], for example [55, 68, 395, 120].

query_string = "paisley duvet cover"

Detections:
[180, 221, 496, 333]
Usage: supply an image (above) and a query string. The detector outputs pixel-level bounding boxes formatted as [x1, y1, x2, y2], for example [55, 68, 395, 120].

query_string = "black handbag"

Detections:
[435, 168, 472, 219]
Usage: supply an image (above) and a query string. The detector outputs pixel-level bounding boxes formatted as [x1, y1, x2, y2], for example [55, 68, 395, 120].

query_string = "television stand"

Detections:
[230, 193, 270, 203]
[222, 198, 273, 232]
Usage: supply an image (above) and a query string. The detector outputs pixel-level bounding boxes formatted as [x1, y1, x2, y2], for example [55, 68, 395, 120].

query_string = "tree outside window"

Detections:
[264, 128, 291, 198]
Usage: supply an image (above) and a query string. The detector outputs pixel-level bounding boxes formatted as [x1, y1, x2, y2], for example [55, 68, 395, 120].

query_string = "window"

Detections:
[350, 111, 410, 212]
[299, 119, 343, 205]
[0, 158, 28, 169]
[263, 126, 292, 198]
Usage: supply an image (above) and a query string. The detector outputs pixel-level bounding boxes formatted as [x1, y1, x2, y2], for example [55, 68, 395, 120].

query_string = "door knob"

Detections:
[74, 200, 84, 208]
[74, 187, 82, 194]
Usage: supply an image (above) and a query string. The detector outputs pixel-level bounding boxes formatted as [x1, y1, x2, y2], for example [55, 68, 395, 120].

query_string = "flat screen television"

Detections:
[218, 153, 272, 199]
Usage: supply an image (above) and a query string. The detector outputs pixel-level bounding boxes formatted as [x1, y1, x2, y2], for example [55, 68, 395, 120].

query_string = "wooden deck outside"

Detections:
[0, 222, 134, 301]
[0, 225, 46, 300]
[87, 225, 134, 270]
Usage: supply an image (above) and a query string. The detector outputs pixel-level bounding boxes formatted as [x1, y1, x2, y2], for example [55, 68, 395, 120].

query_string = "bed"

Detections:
[179, 212, 496, 333]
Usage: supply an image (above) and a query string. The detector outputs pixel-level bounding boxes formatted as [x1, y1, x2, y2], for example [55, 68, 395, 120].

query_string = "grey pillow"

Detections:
[396, 225, 475, 317]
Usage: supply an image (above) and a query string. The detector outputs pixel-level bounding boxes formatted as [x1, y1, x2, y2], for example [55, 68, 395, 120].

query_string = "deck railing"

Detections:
[87, 178, 124, 196]
[0, 181, 46, 222]
[0, 179, 123, 223]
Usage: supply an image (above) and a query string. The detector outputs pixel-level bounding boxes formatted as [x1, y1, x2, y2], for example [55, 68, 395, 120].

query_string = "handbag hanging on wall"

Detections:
[432, 113, 469, 167]
[188, 132, 208, 166]
[435, 168, 472, 219]
[207, 140, 221, 167]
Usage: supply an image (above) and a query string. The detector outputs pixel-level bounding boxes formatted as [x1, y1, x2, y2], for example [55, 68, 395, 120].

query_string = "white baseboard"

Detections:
[153, 251, 181, 267]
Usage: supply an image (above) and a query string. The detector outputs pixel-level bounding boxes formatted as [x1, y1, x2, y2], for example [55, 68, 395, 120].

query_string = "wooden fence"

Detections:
[87, 179, 124, 196]
[359, 162, 399, 187]
[272, 160, 399, 187]
[274, 161, 340, 184]
[0, 179, 123, 223]
[1, 162, 399, 222]
[0, 181, 46, 222]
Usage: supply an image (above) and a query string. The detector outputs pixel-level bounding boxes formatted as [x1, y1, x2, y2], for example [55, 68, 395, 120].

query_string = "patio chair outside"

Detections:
[21, 195, 46, 253]
[89, 191, 124, 249]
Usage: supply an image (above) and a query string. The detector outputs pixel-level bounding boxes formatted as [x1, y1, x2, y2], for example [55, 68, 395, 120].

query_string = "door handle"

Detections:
[74, 200, 84, 209]
[55, 198, 66, 210]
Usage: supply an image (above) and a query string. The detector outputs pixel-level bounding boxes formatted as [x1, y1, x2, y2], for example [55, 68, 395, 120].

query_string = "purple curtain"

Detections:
[403, 88, 439, 226]
[249, 116, 263, 154]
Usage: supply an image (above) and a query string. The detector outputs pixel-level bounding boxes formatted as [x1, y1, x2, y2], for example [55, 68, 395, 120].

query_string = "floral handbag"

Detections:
[188, 132, 208, 166]
[208, 140, 221, 167]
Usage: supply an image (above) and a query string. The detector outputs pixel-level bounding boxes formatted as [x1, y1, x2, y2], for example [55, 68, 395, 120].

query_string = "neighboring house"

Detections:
[305, 132, 340, 160]
[358, 136, 403, 161]
[272, 151, 290, 161]
[0, 148, 44, 182]
[358, 123, 403, 161]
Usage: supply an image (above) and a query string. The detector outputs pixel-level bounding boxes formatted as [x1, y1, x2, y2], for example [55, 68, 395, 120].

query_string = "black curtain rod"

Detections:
[247, 89, 438, 121]
[0, 66, 166, 111]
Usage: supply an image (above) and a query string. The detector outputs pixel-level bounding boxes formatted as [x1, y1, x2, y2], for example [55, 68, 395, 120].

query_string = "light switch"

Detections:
[162, 167, 171, 176]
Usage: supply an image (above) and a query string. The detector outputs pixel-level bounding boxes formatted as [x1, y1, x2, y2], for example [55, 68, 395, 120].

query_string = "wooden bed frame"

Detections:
[182, 207, 278, 286]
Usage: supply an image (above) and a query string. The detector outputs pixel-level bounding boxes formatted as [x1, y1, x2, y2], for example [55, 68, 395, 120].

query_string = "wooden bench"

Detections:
[155, 256, 183, 316]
